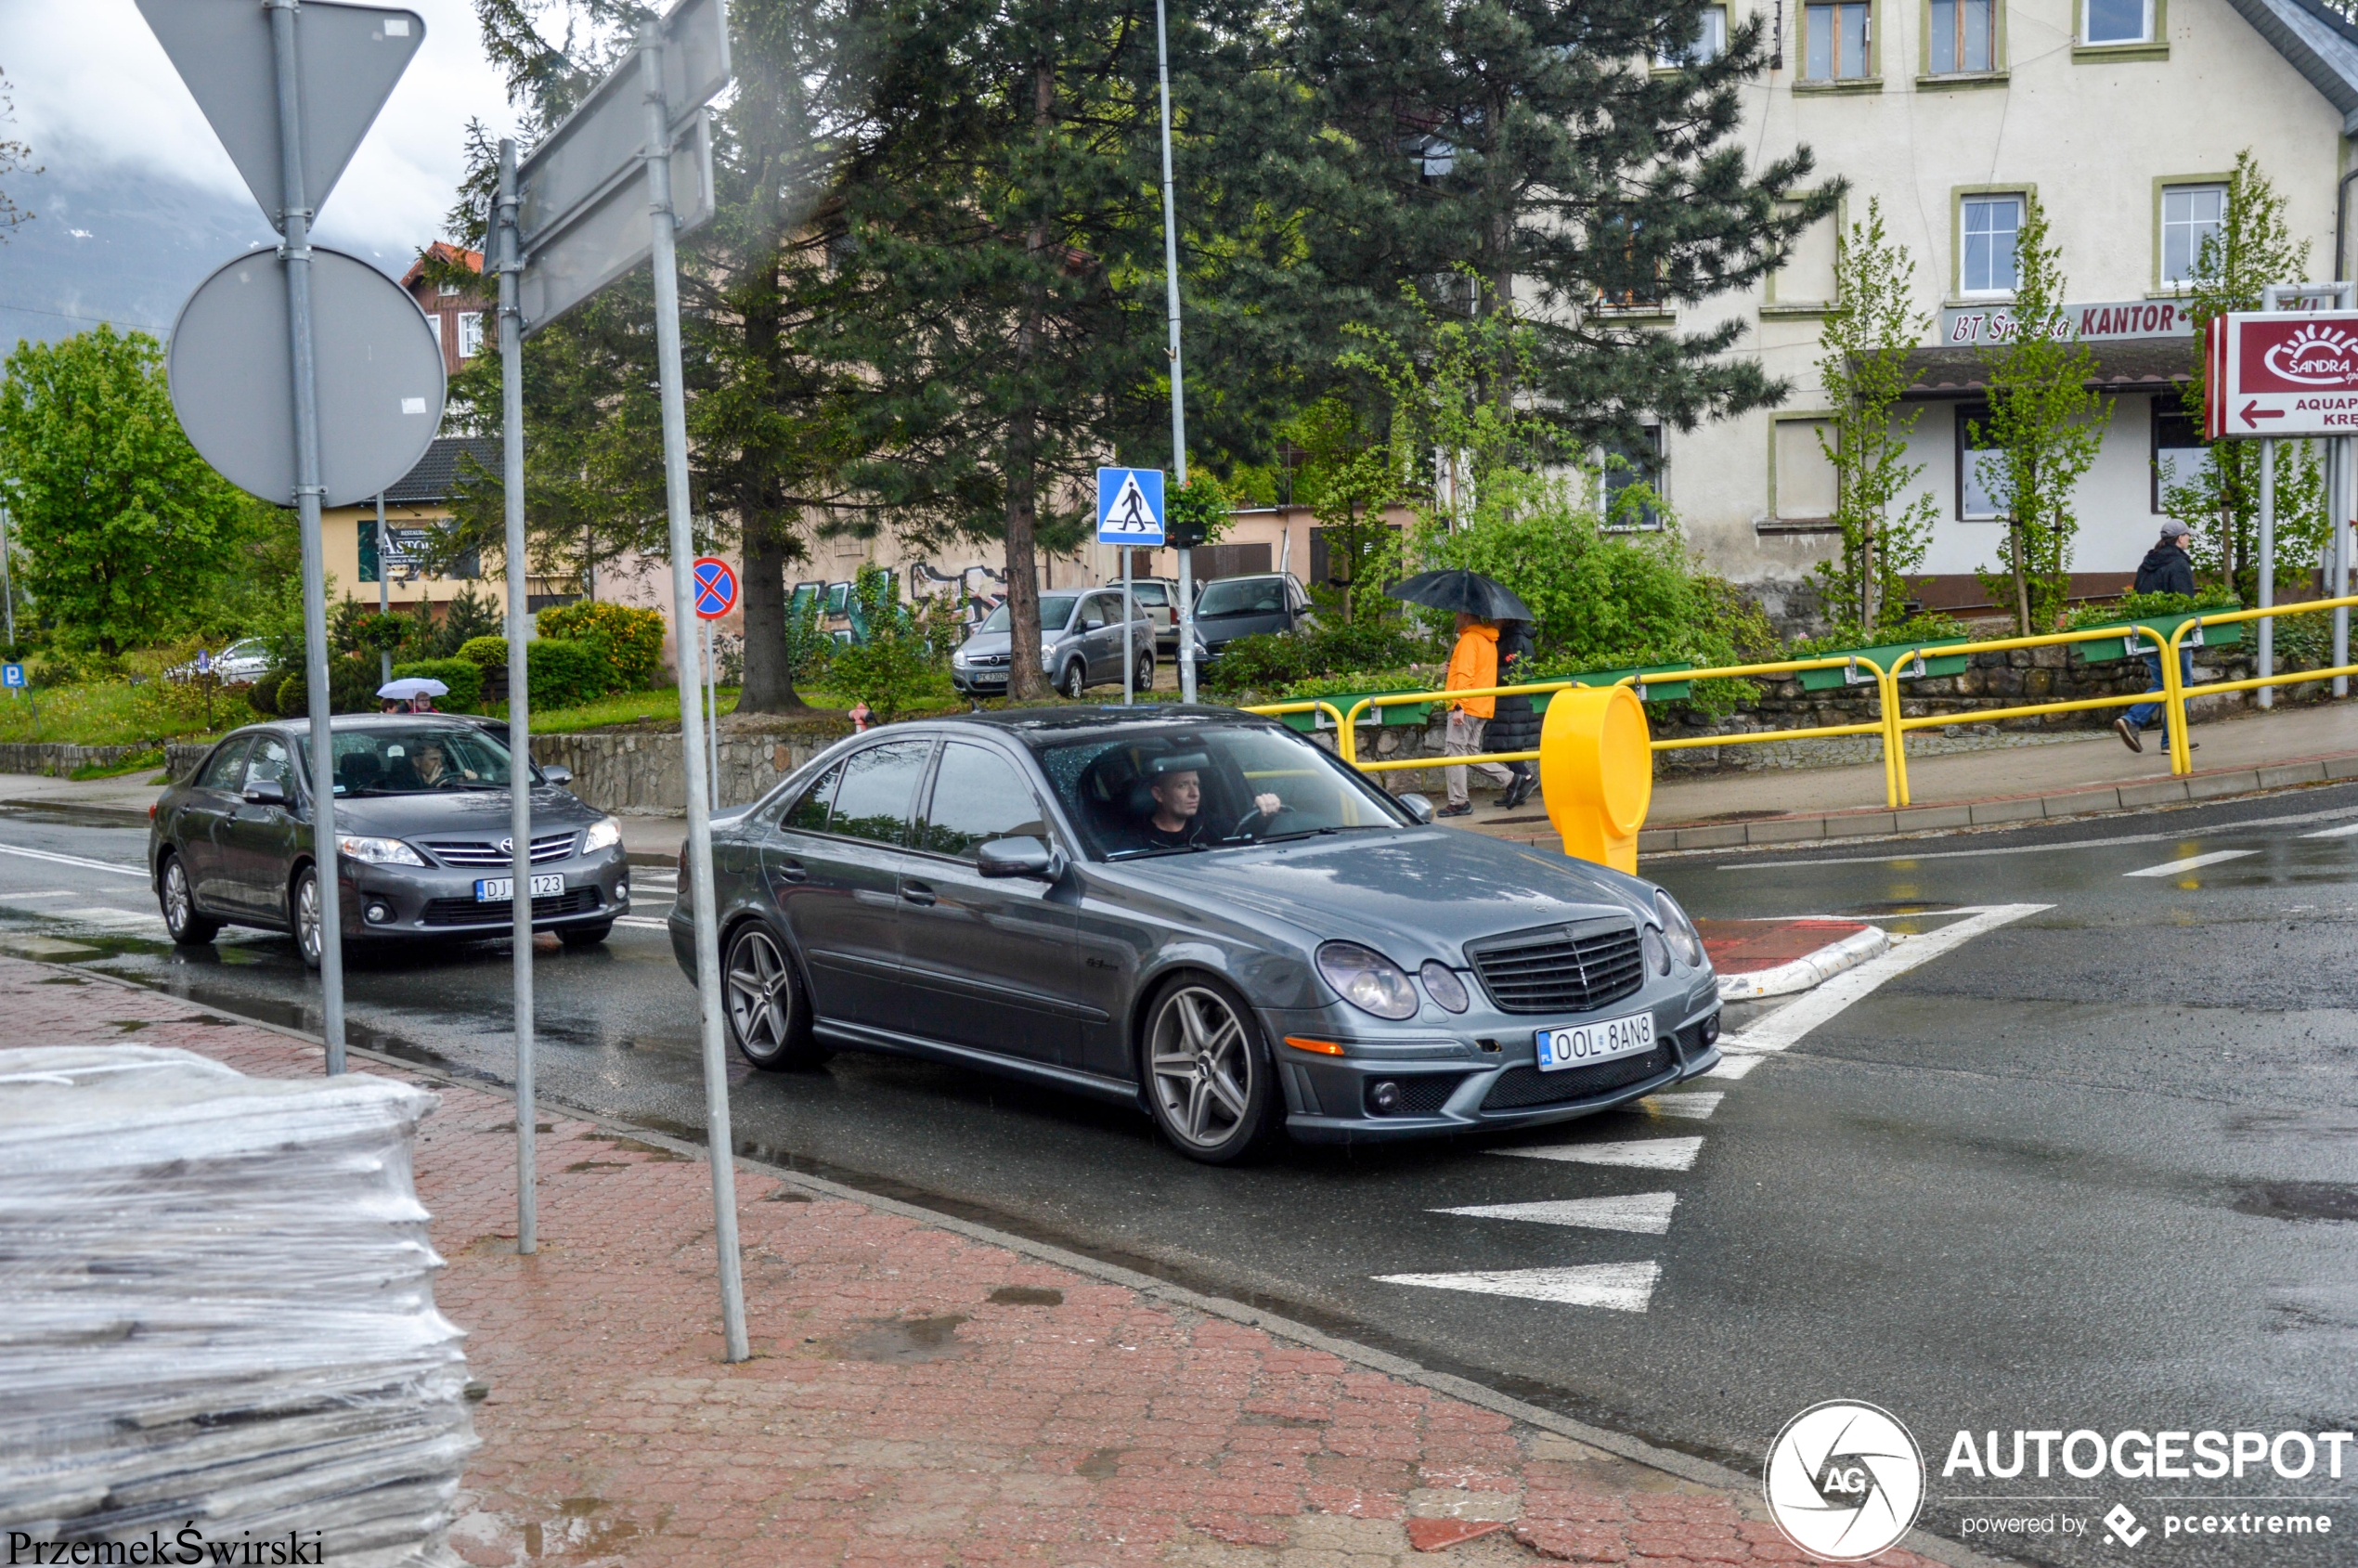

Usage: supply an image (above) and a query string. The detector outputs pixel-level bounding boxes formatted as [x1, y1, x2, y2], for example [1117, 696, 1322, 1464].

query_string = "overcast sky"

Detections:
[1, 0, 521, 346]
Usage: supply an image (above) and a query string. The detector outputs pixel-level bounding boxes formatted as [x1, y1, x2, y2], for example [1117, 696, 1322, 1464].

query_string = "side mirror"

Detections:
[1397, 792, 1436, 825]
[540, 764, 573, 786]
[977, 836, 1062, 880]
[242, 779, 288, 808]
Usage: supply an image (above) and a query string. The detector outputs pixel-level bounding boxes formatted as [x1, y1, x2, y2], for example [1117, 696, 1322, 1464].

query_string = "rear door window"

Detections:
[825, 741, 933, 846]
[914, 744, 1050, 860]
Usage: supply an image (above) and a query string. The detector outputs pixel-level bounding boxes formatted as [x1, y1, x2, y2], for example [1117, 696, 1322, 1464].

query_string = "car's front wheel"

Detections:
[1134, 646, 1155, 692]
[292, 864, 325, 969]
[723, 921, 829, 1069]
[1141, 976, 1279, 1164]
[158, 853, 220, 946]
[1058, 659, 1087, 699]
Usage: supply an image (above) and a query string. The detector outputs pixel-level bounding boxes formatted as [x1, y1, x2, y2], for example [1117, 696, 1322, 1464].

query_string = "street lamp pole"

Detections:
[1155, 0, 1197, 704]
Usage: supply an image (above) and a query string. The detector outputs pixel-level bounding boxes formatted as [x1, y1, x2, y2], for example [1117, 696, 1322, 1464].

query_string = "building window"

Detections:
[457, 312, 485, 359]
[1603, 427, 1666, 530]
[1929, 0, 1993, 71]
[1597, 218, 1664, 308]
[2161, 184, 2225, 285]
[1659, 5, 1729, 64]
[2151, 403, 2211, 512]
[1806, 1, 1872, 77]
[437, 281, 460, 297]
[2084, 0, 2150, 43]
[1957, 405, 2009, 519]
[1774, 418, 1839, 520]
[1960, 195, 2022, 295]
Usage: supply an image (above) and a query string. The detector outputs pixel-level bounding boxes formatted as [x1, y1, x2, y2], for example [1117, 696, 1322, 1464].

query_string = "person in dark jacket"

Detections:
[1485, 620, 1541, 810]
[2115, 520, 2199, 755]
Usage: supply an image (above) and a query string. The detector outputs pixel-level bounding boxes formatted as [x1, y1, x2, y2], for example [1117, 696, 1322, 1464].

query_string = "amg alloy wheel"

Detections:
[1143, 978, 1277, 1163]
[724, 922, 827, 1069]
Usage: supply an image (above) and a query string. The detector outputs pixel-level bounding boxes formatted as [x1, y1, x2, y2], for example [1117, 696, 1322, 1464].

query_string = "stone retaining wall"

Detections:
[527, 726, 846, 814]
[0, 742, 154, 778]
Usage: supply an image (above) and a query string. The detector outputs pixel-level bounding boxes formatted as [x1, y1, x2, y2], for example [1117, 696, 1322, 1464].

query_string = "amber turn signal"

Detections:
[1282, 1036, 1346, 1056]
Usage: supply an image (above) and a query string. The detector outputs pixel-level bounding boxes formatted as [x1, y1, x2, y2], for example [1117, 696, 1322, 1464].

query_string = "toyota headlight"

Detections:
[1317, 941, 1420, 1020]
[583, 816, 623, 852]
[339, 835, 424, 866]
[1654, 889, 1704, 967]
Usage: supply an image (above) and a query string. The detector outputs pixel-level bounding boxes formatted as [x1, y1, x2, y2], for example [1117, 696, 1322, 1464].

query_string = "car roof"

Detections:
[911, 705, 1283, 741]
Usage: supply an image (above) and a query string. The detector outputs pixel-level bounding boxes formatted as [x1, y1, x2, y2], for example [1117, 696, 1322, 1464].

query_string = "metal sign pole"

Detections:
[266, 0, 346, 1075]
[2339, 434, 2353, 698]
[1121, 549, 1134, 706]
[2258, 438, 2274, 708]
[497, 138, 538, 1255]
[641, 26, 749, 1364]
[376, 492, 392, 687]
[706, 619, 719, 810]
[1154, 0, 1195, 705]
[1, 506, 14, 645]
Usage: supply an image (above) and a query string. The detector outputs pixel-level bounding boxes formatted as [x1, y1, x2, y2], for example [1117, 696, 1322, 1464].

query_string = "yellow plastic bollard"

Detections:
[1539, 684, 1652, 874]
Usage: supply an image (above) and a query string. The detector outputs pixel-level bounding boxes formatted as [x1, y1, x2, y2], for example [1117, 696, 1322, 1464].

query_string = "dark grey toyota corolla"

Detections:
[672, 706, 1722, 1163]
[149, 715, 628, 964]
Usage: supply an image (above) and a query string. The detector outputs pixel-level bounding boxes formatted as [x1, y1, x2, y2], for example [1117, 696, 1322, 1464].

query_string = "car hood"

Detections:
[1108, 826, 1651, 965]
[330, 785, 601, 838]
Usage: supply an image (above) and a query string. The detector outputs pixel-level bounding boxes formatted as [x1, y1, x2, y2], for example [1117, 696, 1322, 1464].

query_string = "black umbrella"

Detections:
[1384, 569, 1535, 623]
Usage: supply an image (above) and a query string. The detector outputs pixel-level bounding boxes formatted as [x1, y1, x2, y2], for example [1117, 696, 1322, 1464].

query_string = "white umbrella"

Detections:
[376, 677, 448, 700]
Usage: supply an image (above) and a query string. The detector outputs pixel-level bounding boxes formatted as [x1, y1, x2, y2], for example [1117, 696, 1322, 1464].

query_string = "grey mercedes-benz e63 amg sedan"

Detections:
[149, 715, 629, 964]
[672, 706, 1721, 1163]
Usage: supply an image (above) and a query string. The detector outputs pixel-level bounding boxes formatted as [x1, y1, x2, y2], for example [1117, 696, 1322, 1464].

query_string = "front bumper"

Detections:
[1265, 980, 1723, 1145]
[337, 846, 630, 940]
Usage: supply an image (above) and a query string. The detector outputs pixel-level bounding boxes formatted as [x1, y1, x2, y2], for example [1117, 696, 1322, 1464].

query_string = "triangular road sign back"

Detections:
[136, 0, 424, 230]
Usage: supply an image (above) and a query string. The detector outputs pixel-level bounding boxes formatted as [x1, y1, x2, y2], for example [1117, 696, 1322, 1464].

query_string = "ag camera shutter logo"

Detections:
[1764, 1400, 1926, 1561]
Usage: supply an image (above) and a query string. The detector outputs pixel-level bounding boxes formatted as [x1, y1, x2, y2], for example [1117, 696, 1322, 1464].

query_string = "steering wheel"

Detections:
[1226, 803, 1294, 839]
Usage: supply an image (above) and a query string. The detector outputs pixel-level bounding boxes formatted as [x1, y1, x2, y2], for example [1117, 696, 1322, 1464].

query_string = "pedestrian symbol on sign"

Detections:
[1095, 467, 1166, 547]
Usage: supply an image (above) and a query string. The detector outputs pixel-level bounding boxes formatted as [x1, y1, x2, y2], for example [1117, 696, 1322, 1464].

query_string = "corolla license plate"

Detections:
[476, 875, 564, 901]
[1535, 1009, 1655, 1072]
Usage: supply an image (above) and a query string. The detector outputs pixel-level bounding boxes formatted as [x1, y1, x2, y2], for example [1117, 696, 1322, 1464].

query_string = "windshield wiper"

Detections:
[1105, 843, 1210, 862]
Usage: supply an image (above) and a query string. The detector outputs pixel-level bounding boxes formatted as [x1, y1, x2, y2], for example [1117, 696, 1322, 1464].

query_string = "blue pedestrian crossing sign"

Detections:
[0, 664, 22, 690]
[1096, 467, 1166, 547]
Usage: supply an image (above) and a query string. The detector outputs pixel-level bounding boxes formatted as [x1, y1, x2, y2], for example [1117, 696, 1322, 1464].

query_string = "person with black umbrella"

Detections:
[1384, 570, 1541, 818]
[1485, 619, 1541, 810]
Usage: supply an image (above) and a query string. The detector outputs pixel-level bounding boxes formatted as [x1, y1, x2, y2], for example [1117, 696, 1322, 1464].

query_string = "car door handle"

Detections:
[773, 858, 808, 884]
[900, 881, 938, 907]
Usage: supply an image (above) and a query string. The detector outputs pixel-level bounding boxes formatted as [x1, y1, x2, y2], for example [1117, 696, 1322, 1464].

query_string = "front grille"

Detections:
[1366, 1073, 1466, 1117]
[1467, 919, 1646, 1015]
[421, 888, 602, 927]
[424, 831, 575, 867]
[1482, 1044, 1673, 1110]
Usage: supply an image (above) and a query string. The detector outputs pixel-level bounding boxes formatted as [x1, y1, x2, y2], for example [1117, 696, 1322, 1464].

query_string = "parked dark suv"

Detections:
[1191, 573, 1316, 659]
[149, 716, 629, 965]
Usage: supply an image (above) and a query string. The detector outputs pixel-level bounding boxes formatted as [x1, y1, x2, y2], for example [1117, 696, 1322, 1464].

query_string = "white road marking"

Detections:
[1642, 1092, 1722, 1121]
[1700, 1054, 1765, 1081]
[1376, 1262, 1660, 1312]
[615, 916, 670, 929]
[1715, 903, 2047, 1056]
[0, 843, 146, 877]
[2304, 821, 2358, 838]
[2122, 849, 2257, 877]
[1432, 1193, 1678, 1235]
[0, 889, 75, 899]
[57, 906, 164, 929]
[1717, 802, 2358, 871]
[1492, 1136, 1704, 1172]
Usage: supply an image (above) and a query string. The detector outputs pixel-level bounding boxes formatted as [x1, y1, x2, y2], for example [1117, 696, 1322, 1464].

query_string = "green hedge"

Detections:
[272, 655, 381, 717]
[536, 601, 666, 691]
[390, 657, 484, 710]
[456, 636, 610, 709]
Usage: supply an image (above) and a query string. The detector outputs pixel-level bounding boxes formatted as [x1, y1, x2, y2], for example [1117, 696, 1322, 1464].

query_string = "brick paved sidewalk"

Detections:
[5, 957, 1944, 1568]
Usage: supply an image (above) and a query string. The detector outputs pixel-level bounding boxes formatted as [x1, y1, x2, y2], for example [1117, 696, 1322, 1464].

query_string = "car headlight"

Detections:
[583, 816, 622, 853]
[1654, 889, 1704, 967]
[1419, 960, 1470, 1014]
[1641, 928, 1671, 976]
[1317, 941, 1420, 1020]
[338, 835, 424, 866]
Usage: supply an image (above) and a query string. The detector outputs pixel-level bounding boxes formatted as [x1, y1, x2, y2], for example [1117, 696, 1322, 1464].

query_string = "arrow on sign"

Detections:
[2243, 401, 2287, 423]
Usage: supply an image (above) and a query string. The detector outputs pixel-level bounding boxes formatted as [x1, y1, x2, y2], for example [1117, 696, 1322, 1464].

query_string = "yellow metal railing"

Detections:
[1242, 593, 2358, 812]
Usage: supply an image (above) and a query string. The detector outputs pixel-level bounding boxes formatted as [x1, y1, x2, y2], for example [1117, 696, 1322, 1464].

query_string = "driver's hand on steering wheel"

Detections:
[1254, 792, 1282, 817]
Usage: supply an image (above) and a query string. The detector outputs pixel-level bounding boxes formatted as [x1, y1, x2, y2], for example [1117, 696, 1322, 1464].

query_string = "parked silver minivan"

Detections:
[951, 589, 1157, 698]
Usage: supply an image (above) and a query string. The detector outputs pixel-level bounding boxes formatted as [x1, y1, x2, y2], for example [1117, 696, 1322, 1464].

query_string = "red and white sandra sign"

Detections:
[2209, 311, 2358, 438]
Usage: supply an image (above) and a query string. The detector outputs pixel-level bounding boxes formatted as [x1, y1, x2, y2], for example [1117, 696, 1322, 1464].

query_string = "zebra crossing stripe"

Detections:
[1376, 1262, 1660, 1312]
[1431, 1193, 1678, 1234]
[1642, 1092, 1722, 1120]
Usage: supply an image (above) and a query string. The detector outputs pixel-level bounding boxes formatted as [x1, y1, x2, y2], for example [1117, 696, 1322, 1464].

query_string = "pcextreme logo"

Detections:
[1763, 1400, 1927, 1562]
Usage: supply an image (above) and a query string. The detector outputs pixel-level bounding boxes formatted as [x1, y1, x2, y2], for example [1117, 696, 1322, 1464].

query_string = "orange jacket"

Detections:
[1445, 623, 1500, 719]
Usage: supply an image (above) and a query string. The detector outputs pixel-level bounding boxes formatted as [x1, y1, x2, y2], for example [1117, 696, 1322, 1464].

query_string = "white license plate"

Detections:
[475, 874, 564, 901]
[1535, 1009, 1656, 1072]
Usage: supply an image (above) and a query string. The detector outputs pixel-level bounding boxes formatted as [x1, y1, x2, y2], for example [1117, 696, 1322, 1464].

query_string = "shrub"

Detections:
[526, 639, 608, 708]
[537, 601, 666, 691]
[429, 584, 502, 657]
[390, 657, 484, 711]
[457, 635, 508, 672]
[334, 603, 422, 659]
[274, 655, 382, 717]
[1201, 620, 1440, 698]
[827, 567, 938, 720]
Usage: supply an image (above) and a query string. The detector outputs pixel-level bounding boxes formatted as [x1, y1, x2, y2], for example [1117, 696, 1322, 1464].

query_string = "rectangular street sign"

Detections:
[517, 112, 715, 337]
[2208, 310, 2358, 439]
[1, 664, 23, 690]
[1096, 467, 1166, 546]
[1937, 298, 2197, 348]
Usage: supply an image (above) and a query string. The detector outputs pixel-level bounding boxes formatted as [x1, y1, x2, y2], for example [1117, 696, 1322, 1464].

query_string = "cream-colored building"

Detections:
[1646, 0, 2358, 618]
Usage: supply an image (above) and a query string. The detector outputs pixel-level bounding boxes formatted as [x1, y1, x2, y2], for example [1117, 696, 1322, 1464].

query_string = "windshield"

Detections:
[1197, 578, 1286, 617]
[978, 592, 1080, 633]
[1032, 723, 1411, 861]
[301, 725, 521, 796]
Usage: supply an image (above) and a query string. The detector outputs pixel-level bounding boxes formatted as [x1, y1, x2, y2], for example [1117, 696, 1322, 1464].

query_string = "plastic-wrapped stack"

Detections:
[0, 1046, 477, 1567]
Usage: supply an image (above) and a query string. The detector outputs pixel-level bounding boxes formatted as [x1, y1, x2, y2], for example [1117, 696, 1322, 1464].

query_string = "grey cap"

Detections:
[2159, 520, 2192, 538]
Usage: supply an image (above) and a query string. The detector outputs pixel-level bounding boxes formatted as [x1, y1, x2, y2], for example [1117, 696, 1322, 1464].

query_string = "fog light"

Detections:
[616, 877, 630, 904]
[1700, 1011, 1720, 1045]
[365, 901, 392, 924]
[1368, 1080, 1402, 1115]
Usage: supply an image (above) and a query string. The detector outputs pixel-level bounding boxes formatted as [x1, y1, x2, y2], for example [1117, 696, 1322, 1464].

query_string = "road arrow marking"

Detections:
[1432, 1193, 1678, 1234]
[2306, 821, 2358, 838]
[1376, 1261, 1660, 1312]
[1642, 1092, 1722, 1121]
[1491, 1136, 1703, 1171]
[1716, 903, 2047, 1054]
[2123, 849, 2257, 877]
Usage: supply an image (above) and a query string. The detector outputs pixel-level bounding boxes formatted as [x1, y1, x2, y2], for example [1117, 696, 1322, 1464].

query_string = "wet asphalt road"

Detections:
[9, 783, 2358, 1564]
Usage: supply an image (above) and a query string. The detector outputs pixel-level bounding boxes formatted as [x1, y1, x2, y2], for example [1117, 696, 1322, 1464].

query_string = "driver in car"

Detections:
[1139, 754, 1280, 849]
[404, 740, 478, 789]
